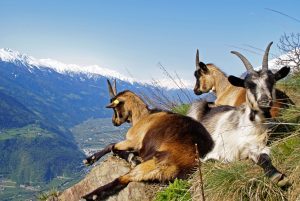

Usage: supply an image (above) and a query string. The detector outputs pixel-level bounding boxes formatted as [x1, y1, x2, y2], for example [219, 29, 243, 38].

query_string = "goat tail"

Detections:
[194, 124, 214, 158]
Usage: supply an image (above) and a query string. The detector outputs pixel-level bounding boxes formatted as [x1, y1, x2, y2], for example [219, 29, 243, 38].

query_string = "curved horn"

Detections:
[107, 79, 116, 98]
[262, 42, 273, 72]
[231, 51, 255, 73]
[112, 79, 117, 95]
[196, 49, 200, 70]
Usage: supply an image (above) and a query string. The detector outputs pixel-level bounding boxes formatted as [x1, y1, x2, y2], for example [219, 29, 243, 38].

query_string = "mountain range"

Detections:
[0, 48, 207, 200]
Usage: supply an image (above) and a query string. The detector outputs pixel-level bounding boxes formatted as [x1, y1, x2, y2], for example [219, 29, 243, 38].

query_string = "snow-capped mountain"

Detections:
[0, 48, 135, 82]
[0, 48, 193, 89]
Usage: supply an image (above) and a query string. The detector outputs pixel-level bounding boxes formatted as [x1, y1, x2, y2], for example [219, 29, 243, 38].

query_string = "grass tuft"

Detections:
[37, 188, 59, 201]
[172, 104, 190, 115]
[155, 179, 191, 201]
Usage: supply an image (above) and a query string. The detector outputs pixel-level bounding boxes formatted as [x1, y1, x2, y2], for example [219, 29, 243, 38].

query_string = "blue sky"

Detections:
[0, 0, 299, 83]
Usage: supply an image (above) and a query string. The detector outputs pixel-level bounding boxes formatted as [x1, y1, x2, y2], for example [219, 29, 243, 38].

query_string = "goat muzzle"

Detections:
[194, 89, 203, 95]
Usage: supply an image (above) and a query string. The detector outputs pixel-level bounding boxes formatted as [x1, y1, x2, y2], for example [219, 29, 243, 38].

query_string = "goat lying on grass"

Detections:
[188, 42, 290, 187]
[81, 80, 214, 200]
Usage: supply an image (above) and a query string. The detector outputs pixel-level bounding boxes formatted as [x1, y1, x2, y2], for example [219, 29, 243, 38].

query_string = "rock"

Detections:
[50, 156, 156, 201]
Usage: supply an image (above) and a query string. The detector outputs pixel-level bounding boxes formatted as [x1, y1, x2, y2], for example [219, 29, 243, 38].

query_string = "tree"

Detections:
[277, 33, 300, 73]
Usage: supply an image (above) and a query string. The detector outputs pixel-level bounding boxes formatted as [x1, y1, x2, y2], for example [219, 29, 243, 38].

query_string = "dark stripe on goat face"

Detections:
[194, 70, 202, 95]
[250, 110, 256, 121]
[194, 70, 200, 78]
[244, 75, 258, 100]
[265, 77, 275, 93]
[194, 81, 202, 95]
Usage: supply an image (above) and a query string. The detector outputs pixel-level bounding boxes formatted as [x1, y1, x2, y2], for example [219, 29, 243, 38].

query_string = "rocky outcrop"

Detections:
[49, 156, 158, 201]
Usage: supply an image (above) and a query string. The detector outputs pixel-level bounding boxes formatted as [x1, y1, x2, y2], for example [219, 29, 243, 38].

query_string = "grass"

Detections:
[155, 179, 192, 201]
[172, 104, 190, 116]
[37, 188, 60, 201]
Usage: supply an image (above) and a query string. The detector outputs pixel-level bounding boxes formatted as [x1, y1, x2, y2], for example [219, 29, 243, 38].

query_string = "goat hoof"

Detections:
[277, 175, 290, 187]
[271, 173, 290, 187]
[81, 194, 95, 201]
[83, 159, 88, 165]
[83, 159, 92, 166]
[83, 156, 96, 166]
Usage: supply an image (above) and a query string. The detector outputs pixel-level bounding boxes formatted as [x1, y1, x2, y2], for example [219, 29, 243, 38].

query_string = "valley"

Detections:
[0, 118, 129, 201]
[71, 118, 129, 156]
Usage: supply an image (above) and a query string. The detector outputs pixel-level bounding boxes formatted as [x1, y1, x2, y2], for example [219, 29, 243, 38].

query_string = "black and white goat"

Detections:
[187, 42, 290, 186]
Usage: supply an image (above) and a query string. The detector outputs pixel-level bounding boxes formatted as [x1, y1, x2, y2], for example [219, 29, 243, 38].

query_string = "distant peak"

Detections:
[0, 48, 136, 82]
[3, 48, 15, 52]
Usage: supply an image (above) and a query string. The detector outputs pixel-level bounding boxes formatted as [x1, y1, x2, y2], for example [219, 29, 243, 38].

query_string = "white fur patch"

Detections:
[202, 107, 269, 163]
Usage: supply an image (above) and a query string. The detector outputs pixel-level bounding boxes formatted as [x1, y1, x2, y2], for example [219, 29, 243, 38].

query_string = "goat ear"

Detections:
[106, 99, 121, 108]
[274, 66, 290, 81]
[199, 62, 208, 73]
[228, 76, 245, 88]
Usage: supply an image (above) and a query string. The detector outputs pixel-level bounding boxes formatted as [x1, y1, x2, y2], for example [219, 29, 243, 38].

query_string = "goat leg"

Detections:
[81, 178, 126, 201]
[257, 153, 289, 187]
[83, 143, 115, 166]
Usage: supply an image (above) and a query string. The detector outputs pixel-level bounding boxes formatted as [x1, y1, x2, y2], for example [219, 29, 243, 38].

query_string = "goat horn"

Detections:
[231, 51, 255, 73]
[196, 49, 200, 70]
[107, 79, 115, 98]
[112, 79, 117, 96]
[262, 42, 273, 72]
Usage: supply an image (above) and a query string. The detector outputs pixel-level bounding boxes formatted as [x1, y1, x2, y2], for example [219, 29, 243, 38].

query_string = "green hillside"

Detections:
[0, 91, 38, 129]
[0, 124, 84, 184]
[0, 92, 85, 200]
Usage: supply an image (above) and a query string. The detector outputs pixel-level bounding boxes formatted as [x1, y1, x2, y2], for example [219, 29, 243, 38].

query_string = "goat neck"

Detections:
[127, 96, 150, 126]
[211, 67, 230, 95]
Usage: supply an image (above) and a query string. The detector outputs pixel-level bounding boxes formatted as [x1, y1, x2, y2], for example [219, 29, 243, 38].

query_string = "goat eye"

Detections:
[194, 70, 200, 77]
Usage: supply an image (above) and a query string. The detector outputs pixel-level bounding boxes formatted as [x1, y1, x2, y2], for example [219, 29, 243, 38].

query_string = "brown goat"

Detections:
[81, 80, 214, 200]
[193, 50, 293, 117]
